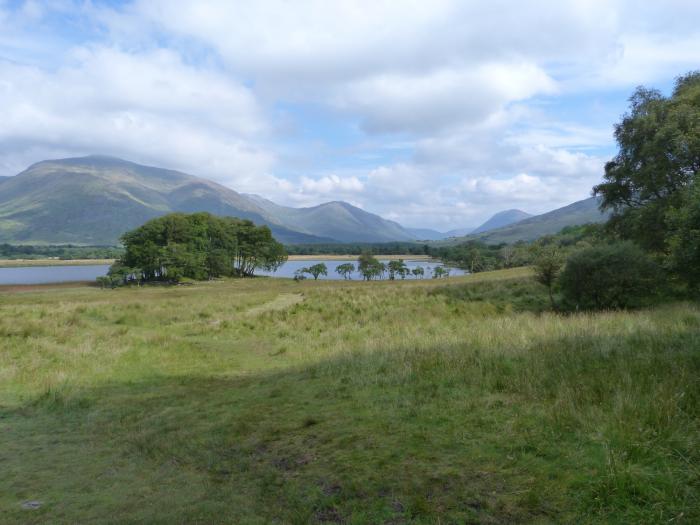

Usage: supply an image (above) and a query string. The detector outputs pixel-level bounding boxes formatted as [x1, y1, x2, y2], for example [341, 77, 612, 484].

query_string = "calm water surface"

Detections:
[0, 259, 464, 285]
[258, 259, 465, 280]
[0, 264, 112, 285]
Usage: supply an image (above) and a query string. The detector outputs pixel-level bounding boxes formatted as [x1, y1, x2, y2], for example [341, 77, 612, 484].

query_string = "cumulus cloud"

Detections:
[0, 0, 699, 229]
[0, 45, 272, 182]
[335, 63, 556, 134]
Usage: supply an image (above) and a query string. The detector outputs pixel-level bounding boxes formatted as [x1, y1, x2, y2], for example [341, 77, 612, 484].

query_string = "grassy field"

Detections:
[0, 269, 698, 523]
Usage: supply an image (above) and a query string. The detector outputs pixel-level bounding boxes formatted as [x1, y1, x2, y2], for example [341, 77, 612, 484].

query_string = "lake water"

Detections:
[0, 264, 112, 285]
[0, 259, 464, 285]
[258, 259, 465, 280]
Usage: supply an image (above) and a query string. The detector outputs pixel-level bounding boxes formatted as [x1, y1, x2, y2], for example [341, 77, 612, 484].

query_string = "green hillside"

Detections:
[245, 195, 414, 243]
[470, 209, 533, 234]
[445, 197, 609, 245]
[0, 157, 412, 245]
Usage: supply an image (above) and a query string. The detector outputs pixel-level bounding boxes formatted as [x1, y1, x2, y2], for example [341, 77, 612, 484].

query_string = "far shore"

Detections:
[0, 254, 435, 267]
[287, 254, 435, 261]
[0, 258, 116, 268]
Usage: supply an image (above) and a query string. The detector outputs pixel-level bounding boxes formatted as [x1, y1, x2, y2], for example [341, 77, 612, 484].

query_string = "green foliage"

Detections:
[301, 263, 328, 280]
[387, 259, 409, 280]
[357, 252, 385, 280]
[335, 262, 355, 279]
[533, 245, 564, 308]
[411, 265, 425, 278]
[559, 242, 661, 310]
[115, 212, 286, 283]
[666, 183, 700, 290]
[435, 224, 607, 274]
[432, 266, 449, 278]
[594, 71, 700, 252]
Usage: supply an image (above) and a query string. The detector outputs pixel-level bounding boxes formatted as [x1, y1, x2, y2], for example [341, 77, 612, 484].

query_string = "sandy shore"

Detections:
[0, 258, 115, 268]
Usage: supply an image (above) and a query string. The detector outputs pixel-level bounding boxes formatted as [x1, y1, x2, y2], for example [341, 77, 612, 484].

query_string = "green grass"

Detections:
[0, 269, 698, 523]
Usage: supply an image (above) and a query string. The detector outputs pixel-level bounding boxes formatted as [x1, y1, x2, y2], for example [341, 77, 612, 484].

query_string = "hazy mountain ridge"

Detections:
[470, 209, 532, 234]
[445, 197, 609, 245]
[406, 209, 532, 241]
[246, 194, 414, 243]
[0, 156, 413, 245]
[404, 227, 447, 241]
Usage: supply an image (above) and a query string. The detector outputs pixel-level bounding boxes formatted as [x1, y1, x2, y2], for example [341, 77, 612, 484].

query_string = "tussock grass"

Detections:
[0, 269, 698, 523]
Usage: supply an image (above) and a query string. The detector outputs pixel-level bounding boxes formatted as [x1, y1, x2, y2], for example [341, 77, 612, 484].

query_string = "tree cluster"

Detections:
[103, 212, 286, 286]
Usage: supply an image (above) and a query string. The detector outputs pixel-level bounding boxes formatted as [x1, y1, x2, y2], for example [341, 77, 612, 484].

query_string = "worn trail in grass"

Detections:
[0, 269, 698, 523]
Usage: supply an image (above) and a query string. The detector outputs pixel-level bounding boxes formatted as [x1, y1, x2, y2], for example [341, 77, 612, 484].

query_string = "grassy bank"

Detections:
[0, 269, 697, 523]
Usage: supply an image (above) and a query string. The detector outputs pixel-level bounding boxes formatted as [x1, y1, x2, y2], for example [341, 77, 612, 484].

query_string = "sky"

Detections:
[0, 1, 698, 230]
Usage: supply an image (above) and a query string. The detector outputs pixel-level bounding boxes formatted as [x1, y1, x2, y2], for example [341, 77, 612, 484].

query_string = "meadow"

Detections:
[0, 268, 698, 524]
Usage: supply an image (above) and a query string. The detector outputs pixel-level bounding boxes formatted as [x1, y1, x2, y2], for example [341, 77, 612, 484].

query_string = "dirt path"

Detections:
[246, 293, 304, 316]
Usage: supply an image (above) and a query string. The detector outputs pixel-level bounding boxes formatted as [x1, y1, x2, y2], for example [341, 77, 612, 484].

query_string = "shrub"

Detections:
[559, 242, 660, 310]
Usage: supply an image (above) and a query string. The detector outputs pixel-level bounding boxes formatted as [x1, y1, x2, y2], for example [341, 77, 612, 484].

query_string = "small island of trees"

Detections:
[100, 212, 287, 287]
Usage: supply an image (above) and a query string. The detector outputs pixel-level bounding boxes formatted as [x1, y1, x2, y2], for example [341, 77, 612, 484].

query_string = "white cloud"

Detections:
[335, 63, 556, 133]
[0, 46, 273, 183]
[1, 0, 699, 230]
[300, 174, 364, 194]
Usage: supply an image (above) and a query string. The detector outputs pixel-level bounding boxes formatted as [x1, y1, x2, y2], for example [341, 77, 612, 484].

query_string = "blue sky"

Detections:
[0, 0, 698, 230]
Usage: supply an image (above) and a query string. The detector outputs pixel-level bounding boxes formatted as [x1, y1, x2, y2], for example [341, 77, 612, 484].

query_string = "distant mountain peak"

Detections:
[441, 197, 608, 245]
[471, 209, 532, 234]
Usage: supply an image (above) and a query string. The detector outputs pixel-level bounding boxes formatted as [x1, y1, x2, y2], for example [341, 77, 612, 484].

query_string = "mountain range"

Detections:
[406, 209, 533, 241]
[0, 155, 610, 245]
[0, 156, 415, 245]
[444, 197, 609, 245]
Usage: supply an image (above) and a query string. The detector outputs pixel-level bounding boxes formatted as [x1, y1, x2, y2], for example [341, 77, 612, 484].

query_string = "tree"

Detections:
[388, 259, 408, 280]
[666, 183, 700, 290]
[113, 212, 287, 284]
[593, 72, 700, 252]
[304, 263, 328, 280]
[533, 246, 563, 309]
[559, 242, 660, 310]
[336, 263, 355, 280]
[358, 252, 384, 281]
[432, 266, 446, 279]
[411, 266, 425, 279]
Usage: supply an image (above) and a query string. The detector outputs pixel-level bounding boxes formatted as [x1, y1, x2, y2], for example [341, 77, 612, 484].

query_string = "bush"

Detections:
[559, 242, 660, 310]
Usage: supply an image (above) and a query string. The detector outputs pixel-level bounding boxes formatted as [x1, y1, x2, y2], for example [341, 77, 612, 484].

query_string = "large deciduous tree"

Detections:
[593, 71, 700, 252]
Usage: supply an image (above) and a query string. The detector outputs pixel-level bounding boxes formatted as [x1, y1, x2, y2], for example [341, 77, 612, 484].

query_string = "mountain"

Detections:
[445, 197, 609, 245]
[444, 227, 475, 238]
[0, 156, 411, 245]
[244, 194, 414, 243]
[402, 227, 446, 241]
[470, 209, 532, 234]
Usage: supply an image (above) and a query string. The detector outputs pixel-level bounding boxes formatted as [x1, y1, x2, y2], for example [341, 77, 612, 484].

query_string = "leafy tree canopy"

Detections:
[594, 71, 700, 251]
[114, 212, 286, 283]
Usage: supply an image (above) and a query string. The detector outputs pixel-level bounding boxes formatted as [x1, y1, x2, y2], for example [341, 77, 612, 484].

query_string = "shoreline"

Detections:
[0, 258, 115, 268]
[286, 254, 435, 261]
[0, 254, 435, 267]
